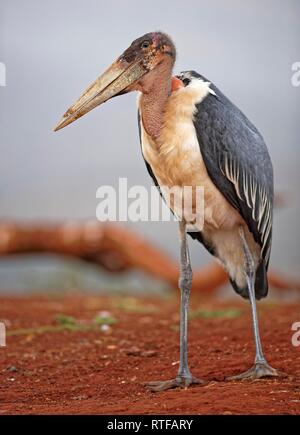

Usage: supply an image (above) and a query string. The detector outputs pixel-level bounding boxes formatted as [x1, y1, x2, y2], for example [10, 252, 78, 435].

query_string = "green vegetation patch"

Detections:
[190, 308, 242, 319]
[112, 297, 157, 313]
[7, 312, 118, 337]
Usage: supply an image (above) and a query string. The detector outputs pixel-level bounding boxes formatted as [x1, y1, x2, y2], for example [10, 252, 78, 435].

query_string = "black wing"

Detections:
[188, 71, 273, 269]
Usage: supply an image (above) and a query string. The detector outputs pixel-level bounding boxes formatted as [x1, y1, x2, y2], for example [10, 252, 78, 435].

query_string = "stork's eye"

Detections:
[182, 77, 191, 86]
[141, 40, 150, 49]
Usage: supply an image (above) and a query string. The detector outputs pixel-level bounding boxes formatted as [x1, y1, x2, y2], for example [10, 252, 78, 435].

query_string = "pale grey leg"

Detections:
[145, 221, 206, 392]
[227, 226, 287, 380]
[178, 219, 193, 378]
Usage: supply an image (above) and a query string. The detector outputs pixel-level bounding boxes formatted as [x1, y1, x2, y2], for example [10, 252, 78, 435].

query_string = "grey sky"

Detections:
[0, 0, 299, 287]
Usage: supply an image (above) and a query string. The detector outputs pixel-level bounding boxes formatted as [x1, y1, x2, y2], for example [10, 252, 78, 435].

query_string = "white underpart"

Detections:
[138, 79, 212, 229]
[138, 77, 261, 290]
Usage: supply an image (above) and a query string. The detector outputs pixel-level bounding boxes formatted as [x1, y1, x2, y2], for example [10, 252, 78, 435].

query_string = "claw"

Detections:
[144, 375, 207, 392]
[227, 362, 288, 381]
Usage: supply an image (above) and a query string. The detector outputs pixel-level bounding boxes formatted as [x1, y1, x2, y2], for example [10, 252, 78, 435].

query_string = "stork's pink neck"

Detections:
[139, 59, 176, 141]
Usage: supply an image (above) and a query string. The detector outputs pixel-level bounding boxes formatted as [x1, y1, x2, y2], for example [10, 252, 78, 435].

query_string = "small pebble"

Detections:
[7, 366, 18, 372]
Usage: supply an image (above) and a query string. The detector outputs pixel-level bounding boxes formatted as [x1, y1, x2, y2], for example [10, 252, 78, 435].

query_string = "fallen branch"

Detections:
[0, 221, 299, 293]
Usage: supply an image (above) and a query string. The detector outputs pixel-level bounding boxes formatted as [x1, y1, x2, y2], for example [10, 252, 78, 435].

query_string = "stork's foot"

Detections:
[227, 361, 287, 381]
[145, 375, 206, 392]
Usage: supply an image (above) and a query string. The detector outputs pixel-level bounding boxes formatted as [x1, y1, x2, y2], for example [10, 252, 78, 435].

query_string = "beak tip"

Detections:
[53, 117, 67, 132]
[53, 57, 143, 133]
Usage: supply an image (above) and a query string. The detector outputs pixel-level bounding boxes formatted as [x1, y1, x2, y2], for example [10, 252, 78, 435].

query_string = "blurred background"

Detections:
[0, 0, 299, 295]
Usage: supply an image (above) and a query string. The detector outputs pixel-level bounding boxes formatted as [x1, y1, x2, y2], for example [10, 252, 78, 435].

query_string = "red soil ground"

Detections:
[0, 293, 299, 414]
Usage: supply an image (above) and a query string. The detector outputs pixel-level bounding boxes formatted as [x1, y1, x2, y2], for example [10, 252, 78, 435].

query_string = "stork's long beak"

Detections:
[54, 58, 147, 131]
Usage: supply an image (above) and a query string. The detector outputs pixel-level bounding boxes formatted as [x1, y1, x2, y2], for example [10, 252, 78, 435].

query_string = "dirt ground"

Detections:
[0, 293, 299, 415]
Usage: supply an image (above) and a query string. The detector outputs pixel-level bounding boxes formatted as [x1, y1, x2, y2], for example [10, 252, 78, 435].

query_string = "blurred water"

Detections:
[0, 255, 170, 295]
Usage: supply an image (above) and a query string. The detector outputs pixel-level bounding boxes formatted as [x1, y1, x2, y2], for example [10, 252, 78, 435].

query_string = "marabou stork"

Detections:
[55, 32, 286, 391]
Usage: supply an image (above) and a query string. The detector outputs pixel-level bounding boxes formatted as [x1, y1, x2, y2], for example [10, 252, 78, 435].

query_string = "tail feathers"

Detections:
[188, 231, 269, 300]
[230, 261, 268, 300]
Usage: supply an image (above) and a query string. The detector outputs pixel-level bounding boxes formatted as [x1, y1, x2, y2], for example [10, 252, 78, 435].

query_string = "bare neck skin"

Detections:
[139, 58, 174, 141]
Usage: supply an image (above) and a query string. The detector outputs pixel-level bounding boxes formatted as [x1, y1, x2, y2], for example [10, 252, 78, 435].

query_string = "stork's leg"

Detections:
[227, 226, 287, 381]
[145, 220, 206, 392]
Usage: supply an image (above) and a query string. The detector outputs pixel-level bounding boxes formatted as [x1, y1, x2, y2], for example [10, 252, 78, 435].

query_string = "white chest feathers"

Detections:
[138, 79, 241, 231]
[139, 79, 210, 187]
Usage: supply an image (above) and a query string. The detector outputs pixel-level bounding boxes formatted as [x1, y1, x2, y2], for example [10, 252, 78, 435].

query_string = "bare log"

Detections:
[0, 220, 299, 293]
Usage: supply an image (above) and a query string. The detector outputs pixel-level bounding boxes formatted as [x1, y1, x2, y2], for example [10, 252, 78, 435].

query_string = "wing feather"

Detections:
[191, 72, 274, 267]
